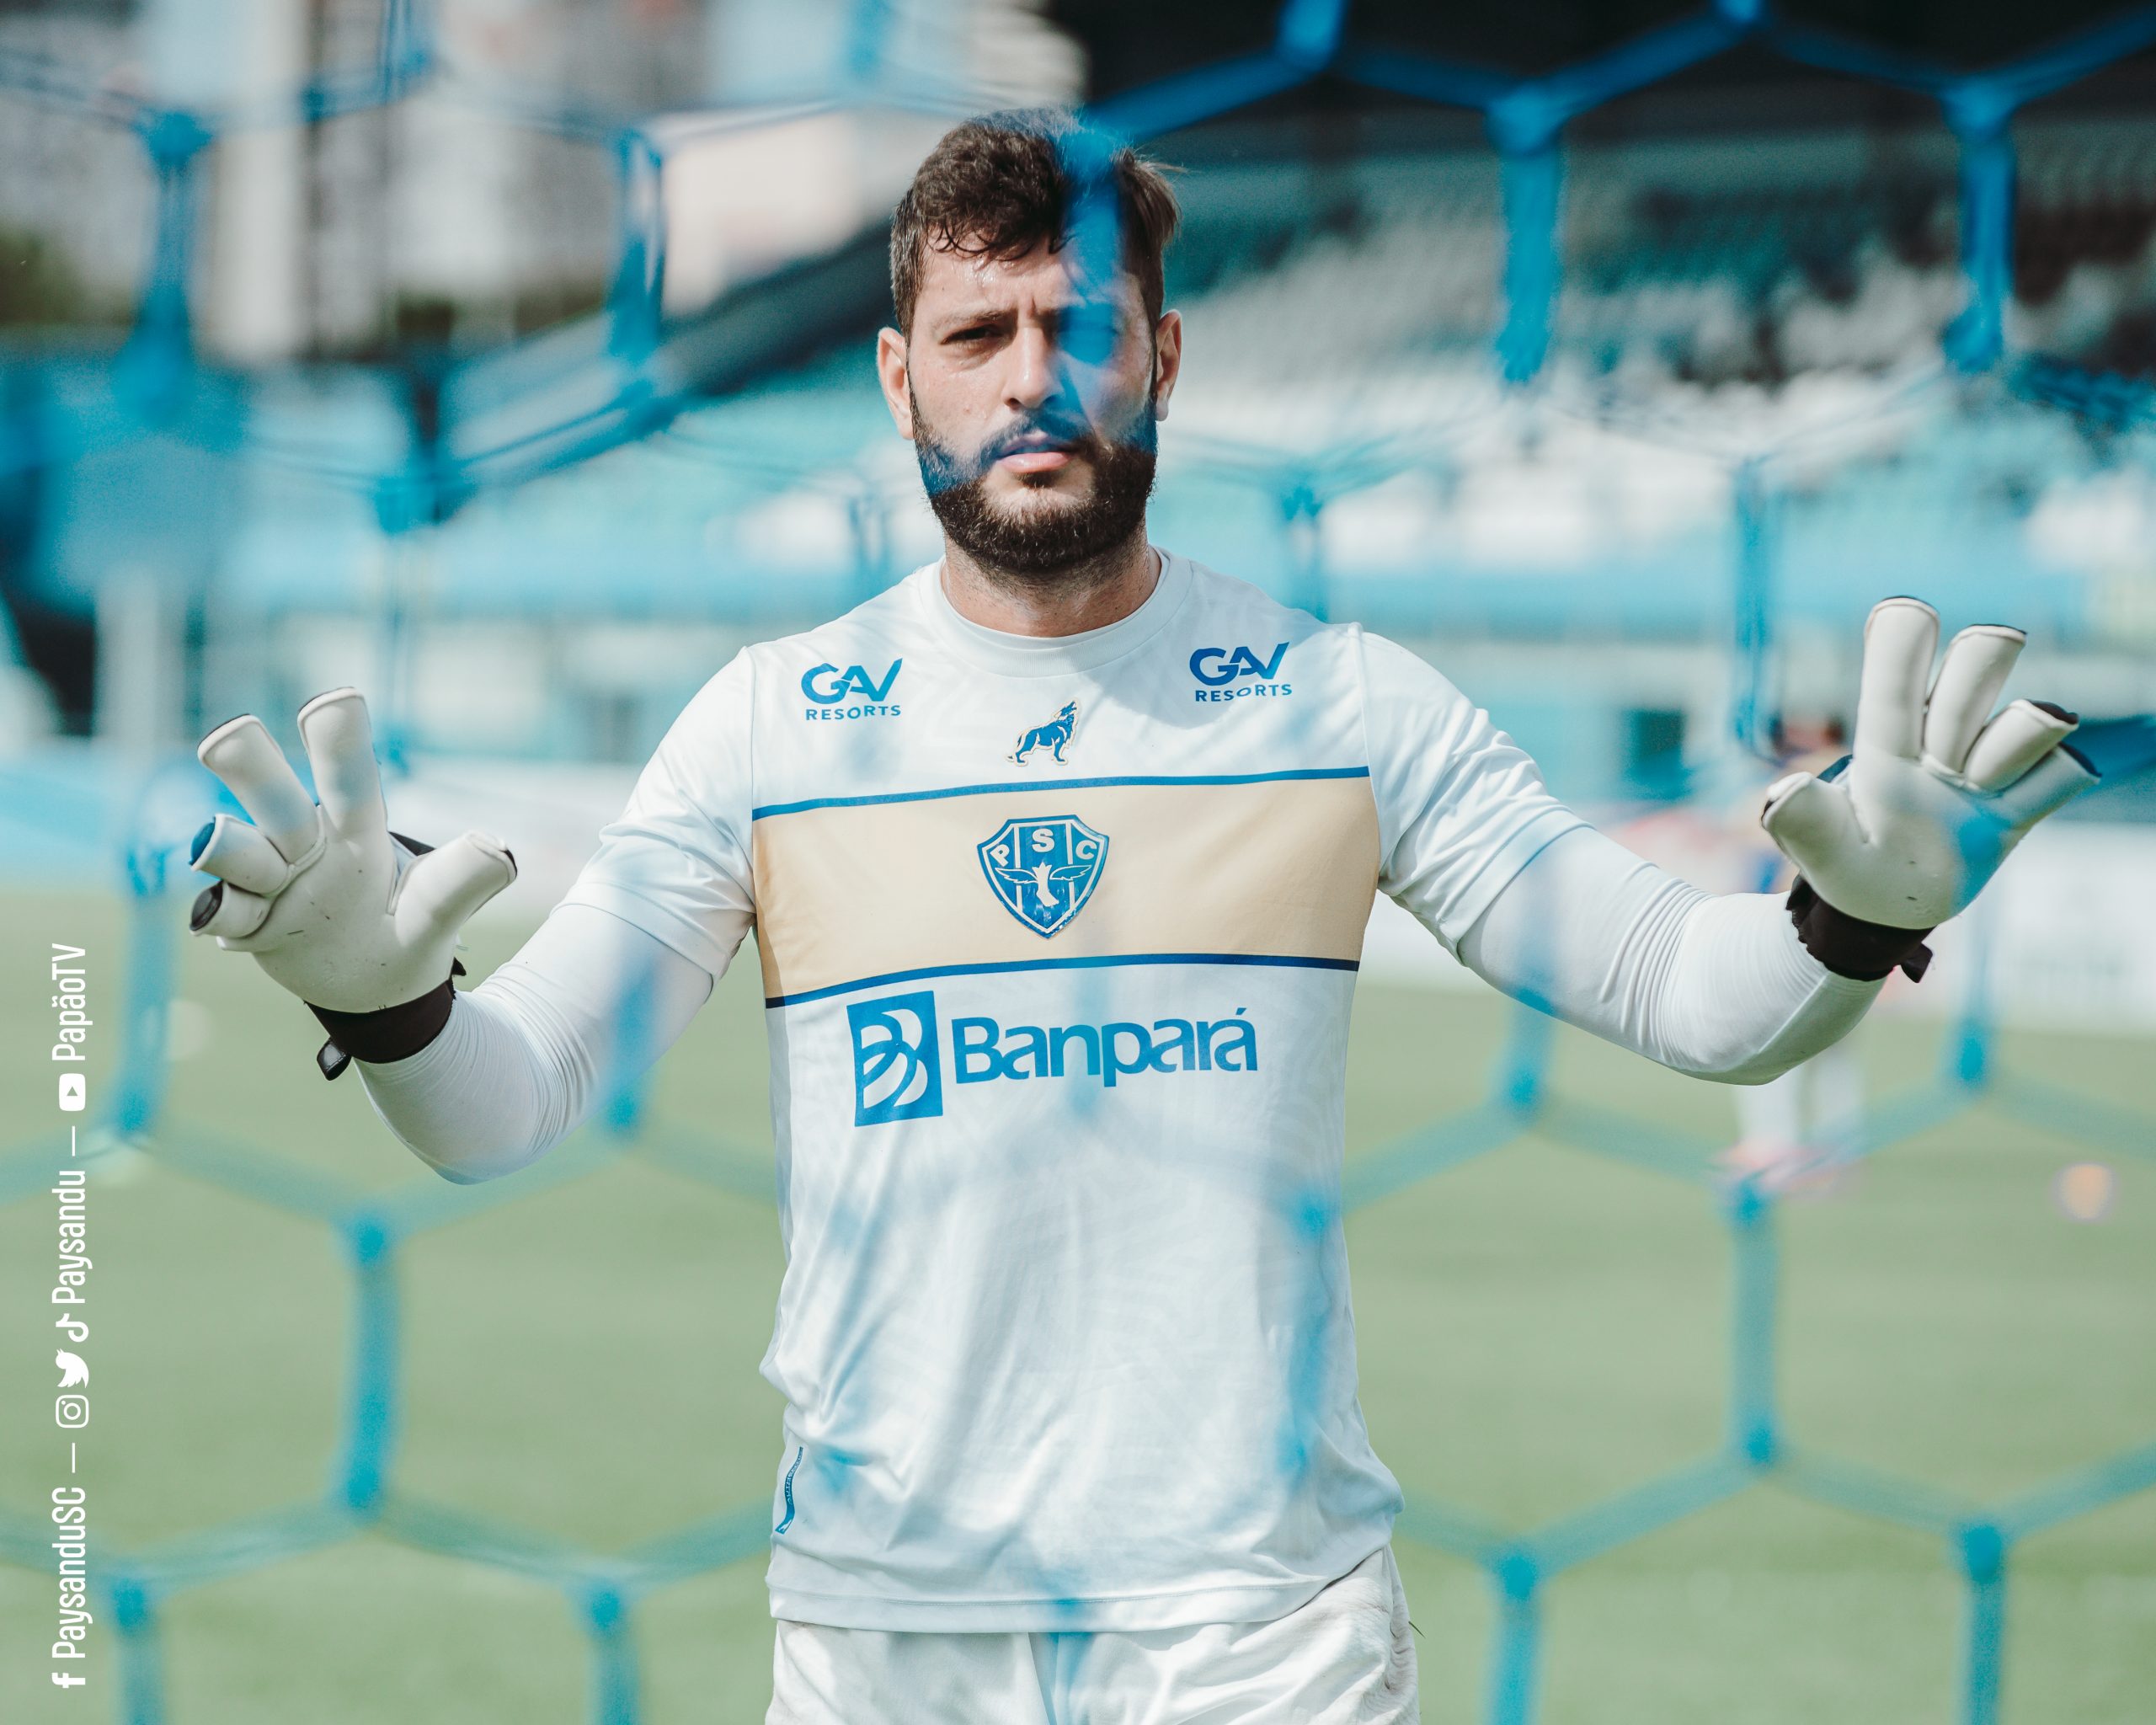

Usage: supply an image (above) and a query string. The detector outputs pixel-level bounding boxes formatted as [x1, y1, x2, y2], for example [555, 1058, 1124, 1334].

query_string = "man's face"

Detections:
[877, 236, 1182, 579]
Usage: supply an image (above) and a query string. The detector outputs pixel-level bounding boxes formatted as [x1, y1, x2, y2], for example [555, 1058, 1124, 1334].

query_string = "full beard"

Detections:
[911, 383, 1159, 590]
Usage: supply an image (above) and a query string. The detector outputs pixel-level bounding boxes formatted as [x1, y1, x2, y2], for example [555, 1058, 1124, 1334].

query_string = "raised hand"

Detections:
[189, 688, 516, 1015]
[1762, 597, 2095, 932]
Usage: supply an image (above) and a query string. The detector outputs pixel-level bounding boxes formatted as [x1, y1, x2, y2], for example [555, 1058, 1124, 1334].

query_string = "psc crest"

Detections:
[977, 814, 1108, 938]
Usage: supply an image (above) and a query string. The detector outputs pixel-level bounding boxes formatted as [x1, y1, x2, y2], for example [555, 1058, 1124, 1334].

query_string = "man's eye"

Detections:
[948, 326, 993, 343]
[1060, 308, 1118, 363]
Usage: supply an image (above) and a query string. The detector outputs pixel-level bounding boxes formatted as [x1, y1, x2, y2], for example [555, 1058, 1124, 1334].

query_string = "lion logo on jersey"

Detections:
[977, 814, 1108, 937]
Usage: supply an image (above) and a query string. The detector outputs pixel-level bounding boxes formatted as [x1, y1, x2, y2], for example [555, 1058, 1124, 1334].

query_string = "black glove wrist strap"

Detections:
[297, 830, 467, 1079]
[1786, 878, 1934, 984]
[307, 964, 461, 1080]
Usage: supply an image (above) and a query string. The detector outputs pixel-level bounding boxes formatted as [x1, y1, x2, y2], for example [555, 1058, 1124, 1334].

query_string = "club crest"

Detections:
[977, 814, 1108, 938]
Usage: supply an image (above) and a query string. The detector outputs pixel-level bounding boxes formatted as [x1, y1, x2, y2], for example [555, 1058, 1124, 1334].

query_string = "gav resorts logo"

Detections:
[1190, 642, 1291, 702]
[802, 659, 902, 721]
[848, 990, 942, 1125]
[1010, 699, 1079, 765]
[845, 985, 1259, 1125]
[978, 814, 1107, 937]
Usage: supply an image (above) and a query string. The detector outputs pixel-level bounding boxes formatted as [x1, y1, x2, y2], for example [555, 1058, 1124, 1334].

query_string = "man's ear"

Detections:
[875, 326, 915, 441]
[1150, 308, 1183, 422]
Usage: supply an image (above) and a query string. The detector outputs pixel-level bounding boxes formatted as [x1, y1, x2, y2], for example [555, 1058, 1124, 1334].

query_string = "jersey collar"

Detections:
[913, 545, 1192, 679]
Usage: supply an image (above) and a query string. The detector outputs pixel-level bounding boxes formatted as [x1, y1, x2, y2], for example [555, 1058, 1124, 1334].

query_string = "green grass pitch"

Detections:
[2, 889, 2152, 1722]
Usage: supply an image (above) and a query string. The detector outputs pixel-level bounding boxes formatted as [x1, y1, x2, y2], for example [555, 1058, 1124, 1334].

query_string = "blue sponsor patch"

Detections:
[802, 660, 902, 720]
[848, 990, 943, 1124]
[844, 988, 1258, 1125]
[954, 1007, 1257, 1087]
[1190, 642, 1292, 702]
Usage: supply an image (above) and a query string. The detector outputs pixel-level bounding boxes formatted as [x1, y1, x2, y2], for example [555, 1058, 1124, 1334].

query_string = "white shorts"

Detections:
[767, 1544, 1418, 1724]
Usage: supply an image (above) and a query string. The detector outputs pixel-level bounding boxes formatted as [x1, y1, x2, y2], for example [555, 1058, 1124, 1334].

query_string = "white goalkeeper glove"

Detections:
[1761, 597, 2095, 974]
[189, 688, 516, 1071]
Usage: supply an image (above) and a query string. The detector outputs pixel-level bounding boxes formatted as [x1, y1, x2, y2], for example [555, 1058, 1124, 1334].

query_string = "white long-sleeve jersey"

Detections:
[354, 549, 1879, 1632]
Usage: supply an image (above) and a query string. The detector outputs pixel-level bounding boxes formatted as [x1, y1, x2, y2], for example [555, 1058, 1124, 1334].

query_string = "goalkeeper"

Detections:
[188, 110, 2094, 1723]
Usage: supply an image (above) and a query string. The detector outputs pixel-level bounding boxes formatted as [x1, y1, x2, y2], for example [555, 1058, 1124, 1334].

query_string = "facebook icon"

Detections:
[848, 991, 943, 1126]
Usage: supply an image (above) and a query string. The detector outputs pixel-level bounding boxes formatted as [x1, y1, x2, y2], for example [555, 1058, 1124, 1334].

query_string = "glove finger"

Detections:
[188, 879, 272, 941]
[1759, 771, 1860, 870]
[1854, 597, 1938, 763]
[188, 813, 294, 897]
[393, 831, 517, 943]
[297, 688, 388, 843]
[1988, 742, 2099, 827]
[1922, 624, 2024, 775]
[196, 714, 322, 865]
[1963, 699, 2078, 791]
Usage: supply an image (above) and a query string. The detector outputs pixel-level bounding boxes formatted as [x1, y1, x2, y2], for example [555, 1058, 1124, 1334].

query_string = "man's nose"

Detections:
[1004, 324, 1061, 411]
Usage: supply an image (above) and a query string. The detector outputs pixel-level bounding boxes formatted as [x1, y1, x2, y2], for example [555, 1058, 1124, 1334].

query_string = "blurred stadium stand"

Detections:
[1, 0, 2153, 798]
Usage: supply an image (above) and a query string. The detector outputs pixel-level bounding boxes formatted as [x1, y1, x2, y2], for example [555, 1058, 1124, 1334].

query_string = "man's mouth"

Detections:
[998, 449, 1073, 473]
[993, 431, 1081, 474]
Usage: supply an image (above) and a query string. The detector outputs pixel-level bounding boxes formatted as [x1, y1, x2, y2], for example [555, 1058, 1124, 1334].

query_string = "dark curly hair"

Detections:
[889, 108, 1182, 339]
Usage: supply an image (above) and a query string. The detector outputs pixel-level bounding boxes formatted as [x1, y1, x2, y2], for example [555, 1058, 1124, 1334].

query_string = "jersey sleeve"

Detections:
[557, 648, 757, 978]
[1360, 628, 1586, 951]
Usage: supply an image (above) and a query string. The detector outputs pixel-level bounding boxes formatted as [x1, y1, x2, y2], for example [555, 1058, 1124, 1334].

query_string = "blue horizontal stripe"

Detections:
[751, 766, 1370, 821]
[765, 950, 1360, 1009]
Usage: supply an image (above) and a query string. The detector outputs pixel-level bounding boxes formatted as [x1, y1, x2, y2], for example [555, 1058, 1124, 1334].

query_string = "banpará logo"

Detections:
[802, 659, 902, 720]
[978, 814, 1107, 937]
[847, 990, 942, 1125]
[845, 986, 1259, 1124]
[957, 1007, 1257, 1087]
[1190, 642, 1291, 702]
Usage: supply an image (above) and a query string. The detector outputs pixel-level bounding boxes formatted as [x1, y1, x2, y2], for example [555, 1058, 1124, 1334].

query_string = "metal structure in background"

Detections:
[3, 3, 2156, 1722]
